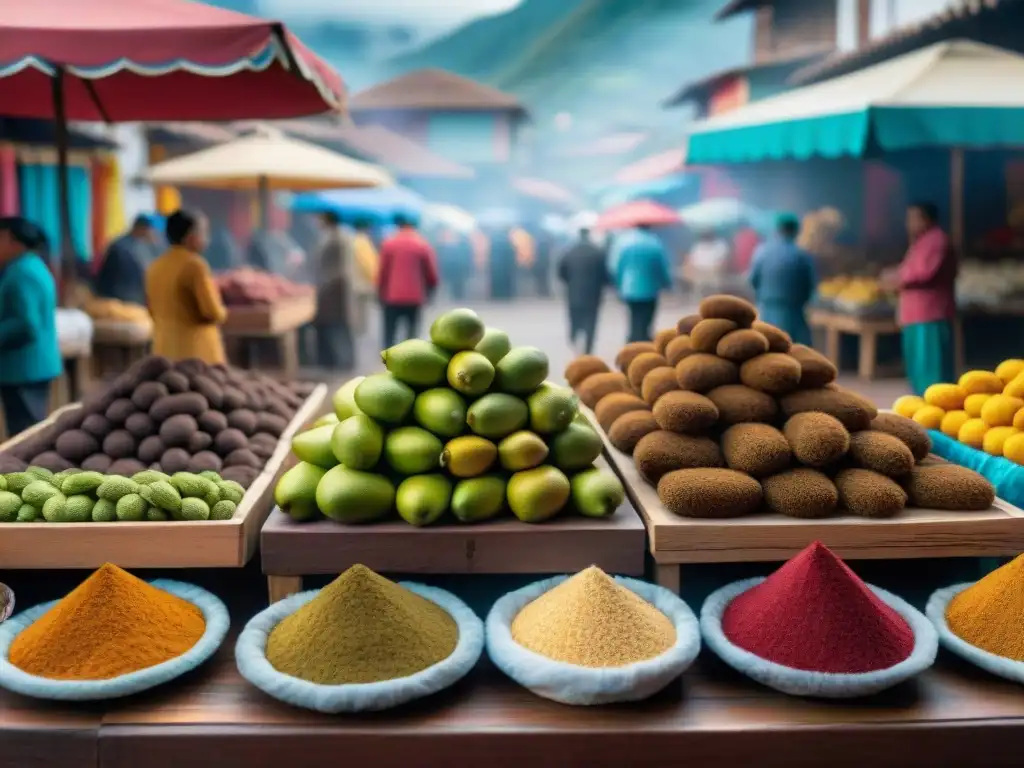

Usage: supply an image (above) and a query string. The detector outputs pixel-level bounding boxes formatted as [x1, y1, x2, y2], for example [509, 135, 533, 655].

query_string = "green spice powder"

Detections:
[266, 565, 458, 685]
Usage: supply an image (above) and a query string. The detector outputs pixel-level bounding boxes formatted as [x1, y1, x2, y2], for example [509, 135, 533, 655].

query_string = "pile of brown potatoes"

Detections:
[565, 294, 996, 519]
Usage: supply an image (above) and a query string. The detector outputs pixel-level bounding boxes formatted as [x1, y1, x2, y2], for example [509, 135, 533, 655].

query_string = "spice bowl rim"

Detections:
[485, 574, 701, 706]
[700, 576, 938, 699]
[234, 581, 484, 714]
[0, 578, 230, 701]
[927, 582, 1024, 685]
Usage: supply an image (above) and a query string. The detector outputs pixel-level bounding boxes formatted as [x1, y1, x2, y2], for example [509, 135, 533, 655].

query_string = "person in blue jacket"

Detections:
[749, 213, 818, 346]
[608, 224, 673, 343]
[0, 217, 61, 437]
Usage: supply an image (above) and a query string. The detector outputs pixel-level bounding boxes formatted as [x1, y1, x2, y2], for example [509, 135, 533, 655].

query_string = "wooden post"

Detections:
[51, 67, 76, 304]
[950, 148, 965, 257]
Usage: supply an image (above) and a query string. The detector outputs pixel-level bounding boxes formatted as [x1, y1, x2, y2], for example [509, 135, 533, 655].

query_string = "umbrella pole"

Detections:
[950, 147, 965, 256]
[51, 67, 76, 304]
[257, 175, 270, 231]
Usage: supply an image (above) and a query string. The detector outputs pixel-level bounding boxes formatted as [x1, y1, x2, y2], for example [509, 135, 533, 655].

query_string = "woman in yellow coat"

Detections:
[145, 209, 228, 364]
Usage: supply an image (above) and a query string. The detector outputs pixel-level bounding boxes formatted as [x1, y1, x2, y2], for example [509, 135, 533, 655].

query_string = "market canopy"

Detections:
[146, 126, 392, 191]
[686, 40, 1024, 164]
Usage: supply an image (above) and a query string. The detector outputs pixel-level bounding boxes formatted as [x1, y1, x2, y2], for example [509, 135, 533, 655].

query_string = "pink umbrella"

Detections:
[0, 0, 345, 280]
[595, 200, 681, 231]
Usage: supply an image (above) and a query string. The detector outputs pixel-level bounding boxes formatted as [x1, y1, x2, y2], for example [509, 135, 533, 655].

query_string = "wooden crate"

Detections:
[585, 408, 1024, 592]
[0, 385, 328, 570]
[222, 295, 317, 336]
[260, 457, 647, 602]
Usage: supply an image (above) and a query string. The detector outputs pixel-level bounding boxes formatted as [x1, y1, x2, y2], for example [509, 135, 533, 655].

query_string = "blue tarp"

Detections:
[288, 186, 423, 223]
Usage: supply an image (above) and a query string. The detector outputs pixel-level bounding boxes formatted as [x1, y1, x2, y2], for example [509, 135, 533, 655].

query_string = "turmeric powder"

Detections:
[9, 563, 205, 680]
[266, 565, 457, 685]
[511, 566, 676, 667]
[946, 554, 1024, 660]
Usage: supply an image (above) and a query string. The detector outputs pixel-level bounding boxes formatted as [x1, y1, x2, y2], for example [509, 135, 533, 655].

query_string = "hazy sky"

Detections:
[258, 0, 523, 25]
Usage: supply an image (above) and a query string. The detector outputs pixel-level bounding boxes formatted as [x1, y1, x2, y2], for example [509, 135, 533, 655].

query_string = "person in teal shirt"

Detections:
[749, 213, 818, 346]
[608, 225, 673, 343]
[0, 217, 61, 436]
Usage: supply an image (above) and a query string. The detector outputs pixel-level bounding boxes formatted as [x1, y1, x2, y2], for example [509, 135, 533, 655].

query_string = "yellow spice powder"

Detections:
[266, 565, 458, 685]
[946, 554, 1024, 660]
[511, 566, 676, 667]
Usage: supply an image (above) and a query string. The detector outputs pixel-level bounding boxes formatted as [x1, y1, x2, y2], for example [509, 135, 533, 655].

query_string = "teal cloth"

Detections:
[607, 229, 672, 302]
[687, 107, 1024, 164]
[0, 253, 62, 385]
[927, 431, 1024, 511]
[901, 320, 953, 397]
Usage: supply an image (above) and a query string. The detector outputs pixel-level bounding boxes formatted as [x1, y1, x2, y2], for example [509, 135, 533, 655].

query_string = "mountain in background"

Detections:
[388, 0, 751, 136]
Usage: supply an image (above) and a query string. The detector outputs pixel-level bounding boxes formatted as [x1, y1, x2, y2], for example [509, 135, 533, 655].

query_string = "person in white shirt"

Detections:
[687, 228, 730, 298]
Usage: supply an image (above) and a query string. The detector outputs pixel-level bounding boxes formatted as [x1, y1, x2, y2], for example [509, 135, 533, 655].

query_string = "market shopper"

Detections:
[749, 213, 818, 346]
[94, 214, 158, 305]
[307, 211, 356, 371]
[0, 217, 61, 437]
[436, 226, 473, 300]
[557, 225, 609, 354]
[378, 214, 439, 348]
[882, 202, 958, 395]
[146, 209, 228, 365]
[608, 224, 672, 343]
[349, 218, 380, 342]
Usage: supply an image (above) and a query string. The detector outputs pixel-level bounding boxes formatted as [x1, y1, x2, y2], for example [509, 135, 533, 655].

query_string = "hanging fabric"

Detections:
[91, 156, 108, 266]
[105, 155, 127, 243]
[148, 143, 181, 214]
[68, 164, 92, 262]
[0, 143, 18, 215]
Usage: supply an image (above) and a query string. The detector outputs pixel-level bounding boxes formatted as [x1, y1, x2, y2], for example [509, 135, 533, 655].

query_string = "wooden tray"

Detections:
[260, 456, 646, 602]
[222, 295, 317, 336]
[0, 385, 328, 570]
[584, 408, 1024, 591]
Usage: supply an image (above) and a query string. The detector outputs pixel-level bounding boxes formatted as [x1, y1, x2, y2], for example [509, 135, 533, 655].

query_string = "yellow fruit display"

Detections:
[980, 394, 1024, 427]
[958, 370, 1004, 395]
[1015, 408, 1024, 431]
[983, 426, 1020, 457]
[1005, 371, 1024, 399]
[923, 383, 967, 411]
[912, 405, 945, 430]
[82, 297, 152, 325]
[893, 395, 926, 419]
[958, 418, 989, 449]
[996, 359, 1024, 384]
[1004, 432, 1024, 465]
[964, 393, 992, 418]
[940, 410, 971, 439]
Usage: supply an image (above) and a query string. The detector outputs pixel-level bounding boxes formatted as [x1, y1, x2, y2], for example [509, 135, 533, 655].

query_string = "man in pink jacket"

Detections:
[377, 214, 440, 348]
[883, 202, 957, 395]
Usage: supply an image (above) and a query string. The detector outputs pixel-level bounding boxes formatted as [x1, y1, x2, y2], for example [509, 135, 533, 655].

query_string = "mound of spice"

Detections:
[511, 566, 676, 667]
[946, 554, 1024, 660]
[265, 565, 458, 685]
[8, 563, 205, 680]
[721, 541, 914, 674]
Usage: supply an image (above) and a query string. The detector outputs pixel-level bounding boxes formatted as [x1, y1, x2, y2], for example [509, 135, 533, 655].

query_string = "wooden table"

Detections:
[222, 296, 317, 382]
[807, 308, 903, 381]
[261, 456, 646, 602]
[5, 642, 1024, 767]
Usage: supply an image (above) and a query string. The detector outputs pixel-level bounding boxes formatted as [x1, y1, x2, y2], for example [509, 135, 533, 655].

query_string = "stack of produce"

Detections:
[215, 268, 313, 306]
[566, 294, 995, 519]
[815, 276, 894, 315]
[0, 467, 245, 523]
[265, 565, 457, 684]
[81, 296, 152, 326]
[957, 260, 1024, 306]
[275, 308, 625, 526]
[7, 563, 206, 680]
[893, 360, 1024, 464]
[0, 355, 316, 488]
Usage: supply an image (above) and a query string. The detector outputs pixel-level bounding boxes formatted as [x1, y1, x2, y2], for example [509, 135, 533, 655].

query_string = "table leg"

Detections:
[268, 575, 303, 603]
[279, 330, 299, 381]
[655, 564, 681, 594]
[75, 355, 92, 401]
[858, 331, 878, 381]
[824, 328, 841, 368]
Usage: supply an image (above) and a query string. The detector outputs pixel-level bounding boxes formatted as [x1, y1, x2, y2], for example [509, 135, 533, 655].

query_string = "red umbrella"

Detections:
[0, 0, 345, 279]
[595, 200, 681, 231]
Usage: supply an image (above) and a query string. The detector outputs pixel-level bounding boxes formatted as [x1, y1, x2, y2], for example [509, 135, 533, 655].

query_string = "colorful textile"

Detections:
[0, 145, 18, 216]
[901, 320, 954, 396]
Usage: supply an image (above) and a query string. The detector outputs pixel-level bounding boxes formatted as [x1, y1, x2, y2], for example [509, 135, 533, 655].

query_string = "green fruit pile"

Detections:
[275, 307, 626, 527]
[0, 467, 245, 523]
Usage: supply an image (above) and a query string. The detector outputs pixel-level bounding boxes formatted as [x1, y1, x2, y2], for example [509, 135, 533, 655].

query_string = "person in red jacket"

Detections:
[377, 213, 440, 348]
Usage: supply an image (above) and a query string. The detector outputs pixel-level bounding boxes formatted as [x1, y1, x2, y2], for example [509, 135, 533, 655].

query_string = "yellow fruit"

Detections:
[964, 393, 992, 418]
[981, 394, 1024, 427]
[996, 359, 1024, 384]
[958, 418, 989, 449]
[983, 426, 1019, 456]
[923, 383, 967, 411]
[912, 405, 945, 430]
[940, 410, 970, 439]
[1005, 371, 1024, 399]
[1015, 408, 1024, 431]
[1004, 432, 1024, 465]
[893, 395, 926, 419]
[958, 370, 1004, 395]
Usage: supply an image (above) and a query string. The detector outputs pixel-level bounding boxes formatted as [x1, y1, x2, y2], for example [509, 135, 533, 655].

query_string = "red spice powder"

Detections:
[721, 541, 914, 673]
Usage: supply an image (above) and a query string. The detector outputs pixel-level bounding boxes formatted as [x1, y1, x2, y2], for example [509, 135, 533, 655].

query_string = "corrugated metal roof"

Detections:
[793, 0, 1015, 84]
[349, 69, 525, 114]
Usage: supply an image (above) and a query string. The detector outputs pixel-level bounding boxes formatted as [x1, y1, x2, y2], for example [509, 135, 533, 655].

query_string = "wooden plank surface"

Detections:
[586, 409, 1024, 564]
[222, 296, 317, 336]
[0, 386, 327, 570]
[261, 458, 646, 577]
